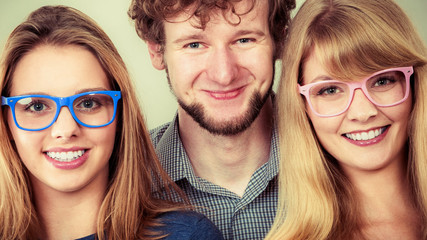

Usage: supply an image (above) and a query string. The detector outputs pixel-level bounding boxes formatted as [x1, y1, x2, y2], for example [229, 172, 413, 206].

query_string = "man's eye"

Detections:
[186, 42, 201, 49]
[237, 38, 253, 44]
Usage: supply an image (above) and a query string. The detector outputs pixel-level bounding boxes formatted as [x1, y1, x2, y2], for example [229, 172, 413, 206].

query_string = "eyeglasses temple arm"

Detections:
[1, 96, 8, 106]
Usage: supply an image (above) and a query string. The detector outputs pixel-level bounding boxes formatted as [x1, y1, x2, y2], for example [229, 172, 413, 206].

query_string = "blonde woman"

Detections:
[0, 5, 223, 240]
[266, 0, 427, 239]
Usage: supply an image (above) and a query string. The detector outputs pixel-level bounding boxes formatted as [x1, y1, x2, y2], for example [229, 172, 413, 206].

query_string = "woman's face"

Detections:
[301, 51, 412, 178]
[7, 44, 117, 195]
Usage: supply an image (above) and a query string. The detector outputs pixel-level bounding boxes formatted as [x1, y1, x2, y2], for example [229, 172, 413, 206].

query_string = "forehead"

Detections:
[10, 44, 109, 96]
[302, 46, 379, 84]
[302, 50, 356, 84]
[302, 51, 327, 84]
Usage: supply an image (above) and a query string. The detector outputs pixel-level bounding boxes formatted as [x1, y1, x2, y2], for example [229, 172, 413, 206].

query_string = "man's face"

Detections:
[150, 1, 274, 135]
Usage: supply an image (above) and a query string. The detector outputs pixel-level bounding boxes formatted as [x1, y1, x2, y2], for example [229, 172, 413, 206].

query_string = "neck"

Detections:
[178, 98, 274, 197]
[345, 158, 421, 239]
[31, 177, 107, 240]
[356, 169, 414, 220]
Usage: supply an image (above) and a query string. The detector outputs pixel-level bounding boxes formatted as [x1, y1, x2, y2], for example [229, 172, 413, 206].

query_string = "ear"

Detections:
[147, 41, 165, 70]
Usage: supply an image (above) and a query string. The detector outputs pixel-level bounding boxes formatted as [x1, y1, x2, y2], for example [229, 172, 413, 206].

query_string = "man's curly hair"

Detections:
[128, 0, 296, 58]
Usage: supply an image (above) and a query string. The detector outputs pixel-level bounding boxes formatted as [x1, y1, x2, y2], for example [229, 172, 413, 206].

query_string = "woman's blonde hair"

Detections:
[266, 0, 427, 239]
[0, 5, 184, 239]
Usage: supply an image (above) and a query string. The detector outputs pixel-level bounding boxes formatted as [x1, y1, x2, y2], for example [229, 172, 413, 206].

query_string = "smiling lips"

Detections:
[207, 87, 244, 100]
[343, 126, 389, 146]
[344, 127, 388, 141]
[45, 149, 88, 169]
[46, 150, 85, 162]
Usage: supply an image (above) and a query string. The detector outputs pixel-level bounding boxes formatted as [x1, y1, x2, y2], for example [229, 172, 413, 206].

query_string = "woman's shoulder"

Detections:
[154, 211, 224, 240]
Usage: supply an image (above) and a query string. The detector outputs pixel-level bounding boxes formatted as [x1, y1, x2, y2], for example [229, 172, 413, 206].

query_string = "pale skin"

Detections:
[8, 45, 116, 239]
[147, 1, 274, 197]
[356, 166, 421, 240]
[33, 175, 105, 240]
[303, 50, 421, 239]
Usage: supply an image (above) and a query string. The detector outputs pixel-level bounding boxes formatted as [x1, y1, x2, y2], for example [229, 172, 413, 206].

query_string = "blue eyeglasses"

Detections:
[2, 91, 121, 131]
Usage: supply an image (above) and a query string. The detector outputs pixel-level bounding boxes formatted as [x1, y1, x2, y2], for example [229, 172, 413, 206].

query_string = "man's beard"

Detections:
[165, 66, 273, 136]
[178, 89, 271, 136]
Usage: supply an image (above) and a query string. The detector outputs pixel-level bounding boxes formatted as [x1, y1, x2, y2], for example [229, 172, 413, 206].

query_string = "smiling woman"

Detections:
[266, 0, 427, 239]
[0, 5, 223, 240]
[7, 44, 118, 192]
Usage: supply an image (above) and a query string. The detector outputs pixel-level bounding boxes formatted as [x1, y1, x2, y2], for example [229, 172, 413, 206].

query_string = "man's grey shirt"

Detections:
[150, 114, 278, 240]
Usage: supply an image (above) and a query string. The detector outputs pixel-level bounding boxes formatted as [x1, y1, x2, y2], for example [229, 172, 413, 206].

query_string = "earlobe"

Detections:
[147, 41, 165, 70]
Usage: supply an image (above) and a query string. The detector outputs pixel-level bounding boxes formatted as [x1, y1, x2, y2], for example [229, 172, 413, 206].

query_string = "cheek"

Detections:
[91, 121, 117, 155]
[96, 123, 118, 169]
[6, 112, 47, 176]
[254, 60, 274, 86]
[165, 63, 191, 94]
[383, 97, 412, 141]
[165, 54, 198, 81]
[307, 109, 343, 143]
[9, 127, 44, 167]
[8, 110, 37, 152]
[391, 96, 412, 122]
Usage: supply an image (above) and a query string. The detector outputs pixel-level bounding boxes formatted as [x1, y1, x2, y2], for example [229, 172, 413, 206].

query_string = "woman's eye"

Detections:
[24, 100, 51, 113]
[374, 77, 394, 87]
[82, 100, 95, 108]
[29, 102, 47, 112]
[76, 98, 100, 111]
[317, 87, 341, 96]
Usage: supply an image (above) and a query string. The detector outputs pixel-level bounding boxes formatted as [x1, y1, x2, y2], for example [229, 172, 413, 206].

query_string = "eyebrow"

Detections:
[308, 75, 335, 83]
[301, 74, 334, 85]
[172, 29, 267, 45]
[172, 33, 205, 45]
[235, 29, 266, 38]
[75, 87, 109, 94]
[15, 87, 109, 96]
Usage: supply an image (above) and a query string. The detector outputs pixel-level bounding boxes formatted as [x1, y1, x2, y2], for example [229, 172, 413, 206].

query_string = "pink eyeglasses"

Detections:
[298, 66, 413, 117]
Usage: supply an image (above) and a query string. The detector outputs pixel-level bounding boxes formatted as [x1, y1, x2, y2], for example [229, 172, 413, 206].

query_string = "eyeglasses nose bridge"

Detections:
[57, 96, 72, 108]
[345, 81, 376, 111]
[348, 85, 376, 108]
[348, 81, 370, 99]
[56, 95, 79, 114]
[54, 96, 77, 121]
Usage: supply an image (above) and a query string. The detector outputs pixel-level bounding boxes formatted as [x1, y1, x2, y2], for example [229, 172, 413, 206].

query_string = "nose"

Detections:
[346, 89, 378, 122]
[205, 46, 239, 85]
[50, 107, 80, 139]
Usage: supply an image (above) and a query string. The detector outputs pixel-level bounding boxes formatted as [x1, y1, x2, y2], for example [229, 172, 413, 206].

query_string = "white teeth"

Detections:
[361, 132, 368, 140]
[46, 150, 85, 162]
[345, 127, 385, 141]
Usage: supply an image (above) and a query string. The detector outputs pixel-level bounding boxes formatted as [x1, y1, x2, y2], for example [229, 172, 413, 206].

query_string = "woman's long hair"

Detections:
[266, 0, 427, 239]
[0, 6, 185, 239]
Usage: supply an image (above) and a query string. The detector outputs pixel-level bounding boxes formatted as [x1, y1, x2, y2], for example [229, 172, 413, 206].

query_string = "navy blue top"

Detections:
[76, 211, 224, 240]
